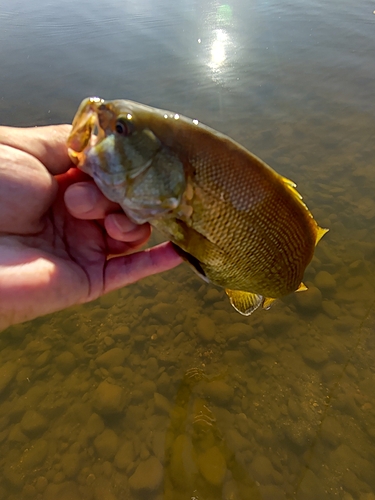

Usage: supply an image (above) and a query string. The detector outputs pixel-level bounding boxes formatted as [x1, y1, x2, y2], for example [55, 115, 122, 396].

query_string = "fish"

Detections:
[67, 97, 328, 316]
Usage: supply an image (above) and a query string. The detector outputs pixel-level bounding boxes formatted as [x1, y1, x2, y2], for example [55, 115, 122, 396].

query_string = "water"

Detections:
[0, 0, 374, 498]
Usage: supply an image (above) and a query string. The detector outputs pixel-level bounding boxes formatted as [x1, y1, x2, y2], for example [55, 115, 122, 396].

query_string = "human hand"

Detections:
[0, 125, 182, 331]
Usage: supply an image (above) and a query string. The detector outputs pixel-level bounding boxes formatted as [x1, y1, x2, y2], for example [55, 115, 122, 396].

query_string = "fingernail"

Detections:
[65, 184, 97, 214]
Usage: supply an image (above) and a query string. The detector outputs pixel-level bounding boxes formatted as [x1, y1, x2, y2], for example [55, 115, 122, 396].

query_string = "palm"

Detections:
[0, 125, 181, 330]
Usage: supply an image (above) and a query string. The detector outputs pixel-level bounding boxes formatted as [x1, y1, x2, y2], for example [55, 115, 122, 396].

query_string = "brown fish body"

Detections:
[68, 98, 327, 315]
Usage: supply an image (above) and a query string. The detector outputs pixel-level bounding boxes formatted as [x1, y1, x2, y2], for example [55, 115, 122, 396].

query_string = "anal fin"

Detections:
[225, 289, 263, 316]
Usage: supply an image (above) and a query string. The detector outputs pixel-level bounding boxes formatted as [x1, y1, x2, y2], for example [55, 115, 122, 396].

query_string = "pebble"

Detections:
[112, 326, 130, 339]
[320, 416, 342, 447]
[225, 429, 251, 452]
[99, 292, 118, 309]
[0, 361, 17, 394]
[86, 413, 105, 438]
[129, 456, 163, 493]
[314, 270, 336, 291]
[35, 476, 48, 494]
[197, 446, 227, 486]
[114, 440, 135, 470]
[322, 301, 341, 319]
[168, 434, 197, 489]
[222, 350, 247, 365]
[204, 288, 222, 302]
[196, 317, 216, 342]
[94, 429, 119, 460]
[262, 313, 293, 336]
[96, 348, 126, 369]
[296, 469, 326, 500]
[8, 424, 28, 443]
[55, 352, 76, 375]
[93, 381, 126, 415]
[295, 286, 322, 312]
[225, 322, 252, 340]
[20, 439, 48, 469]
[61, 453, 81, 479]
[203, 380, 234, 405]
[259, 484, 287, 500]
[150, 303, 176, 321]
[20, 410, 48, 437]
[154, 392, 172, 414]
[301, 346, 329, 365]
[250, 455, 276, 484]
[248, 338, 263, 353]
[145, 357, 159, 379]
[35, 350, 51, 367]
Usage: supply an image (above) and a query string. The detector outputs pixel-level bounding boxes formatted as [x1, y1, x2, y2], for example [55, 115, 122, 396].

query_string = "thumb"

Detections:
[103, 241, 182, 293]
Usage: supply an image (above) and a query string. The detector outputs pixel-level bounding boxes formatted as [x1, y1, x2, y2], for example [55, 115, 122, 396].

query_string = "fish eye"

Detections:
[115, 119, 133, 136]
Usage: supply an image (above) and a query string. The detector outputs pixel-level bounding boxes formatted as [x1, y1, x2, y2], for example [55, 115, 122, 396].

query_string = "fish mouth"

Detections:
[67, 97, 106, 169]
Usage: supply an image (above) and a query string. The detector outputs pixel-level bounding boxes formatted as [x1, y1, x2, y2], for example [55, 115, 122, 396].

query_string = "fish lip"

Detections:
[67, 97, 105, 165]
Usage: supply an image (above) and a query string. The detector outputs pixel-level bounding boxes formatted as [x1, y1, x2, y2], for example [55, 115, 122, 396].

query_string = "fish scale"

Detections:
[67, 97, 328, 316]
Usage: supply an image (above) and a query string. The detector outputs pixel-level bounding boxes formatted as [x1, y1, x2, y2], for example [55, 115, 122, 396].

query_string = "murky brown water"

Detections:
[0, 0, 375, 498]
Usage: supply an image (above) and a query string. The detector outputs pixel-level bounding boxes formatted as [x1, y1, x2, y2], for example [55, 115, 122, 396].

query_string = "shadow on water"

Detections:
[0, 0, 375, 498]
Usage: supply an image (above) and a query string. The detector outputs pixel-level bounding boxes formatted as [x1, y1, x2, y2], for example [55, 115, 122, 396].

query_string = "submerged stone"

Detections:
[129, 456, 163, 493]
[198, 446, 227, 486]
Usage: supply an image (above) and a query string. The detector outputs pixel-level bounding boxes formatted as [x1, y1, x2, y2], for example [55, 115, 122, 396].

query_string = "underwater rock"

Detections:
[248, 339, 264, 353]
[301, 346, 329, 365]
[20, 439, 48, 469]
[314, 270, 336, 291]
[296, 469, 326, 500]
[20, 410, 48, 437]
[114, 440, 135, 470]
[8, 423, 28, 444]
[129, 456, 163, 493]
[154, 392, 172, 414]
[0, 361, 17, 394]
[198, 446, 227, 486]
[295, 286, 322, 312]
[203, 380, 234, 405]
[320, 415, 342, 448]
[196, 316, 216, 342]
[86, 413, 105, 438]
[61, 453, 81, 479]
[55, 352, 76, 375]
[250, 455, 276, 484]
[94, 429, 119, 460]
[96, 348, 126, 369]
[262, 313, 293, 336]
[168, 434, 198, 489]
[322, 301, 341, 319]
[145, 357, 159, 379]
[93, 381, 126, 415]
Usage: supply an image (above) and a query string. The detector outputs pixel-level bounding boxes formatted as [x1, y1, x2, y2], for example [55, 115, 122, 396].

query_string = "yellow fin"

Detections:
[263, 297, 276, 310]
[296, 282, 308, 292]
[315, 226, 329, 246]
[281, 176, 309, 211]
[225, 289, 263, 316]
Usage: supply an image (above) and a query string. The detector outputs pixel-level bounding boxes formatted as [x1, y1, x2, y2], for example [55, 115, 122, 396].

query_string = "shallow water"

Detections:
[0, 0, 375, 498]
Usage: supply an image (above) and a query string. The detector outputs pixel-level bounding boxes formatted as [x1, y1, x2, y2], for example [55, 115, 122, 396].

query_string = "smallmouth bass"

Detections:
[67, 97, 328, 315]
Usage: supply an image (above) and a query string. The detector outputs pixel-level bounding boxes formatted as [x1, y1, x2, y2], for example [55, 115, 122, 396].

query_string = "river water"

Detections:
[0, 0, 374, 499]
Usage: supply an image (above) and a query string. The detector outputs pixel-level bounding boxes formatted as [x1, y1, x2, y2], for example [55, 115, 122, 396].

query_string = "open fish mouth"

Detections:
[67, 97, 105, 168]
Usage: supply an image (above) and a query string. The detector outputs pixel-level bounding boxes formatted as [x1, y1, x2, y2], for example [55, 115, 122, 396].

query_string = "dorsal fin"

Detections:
[281, 176, 309, 212]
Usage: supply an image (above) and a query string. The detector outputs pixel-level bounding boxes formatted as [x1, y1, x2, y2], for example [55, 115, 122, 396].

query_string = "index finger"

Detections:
[0, 124, 73, 175]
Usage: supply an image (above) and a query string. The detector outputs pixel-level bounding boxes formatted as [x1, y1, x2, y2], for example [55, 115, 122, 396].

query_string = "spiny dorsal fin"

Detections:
[281, 175, 309, 212]
[225, 289, 263, 316]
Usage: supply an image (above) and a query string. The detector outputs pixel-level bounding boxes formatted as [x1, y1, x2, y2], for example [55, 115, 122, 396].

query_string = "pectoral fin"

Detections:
[225, 289, 264, 316]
